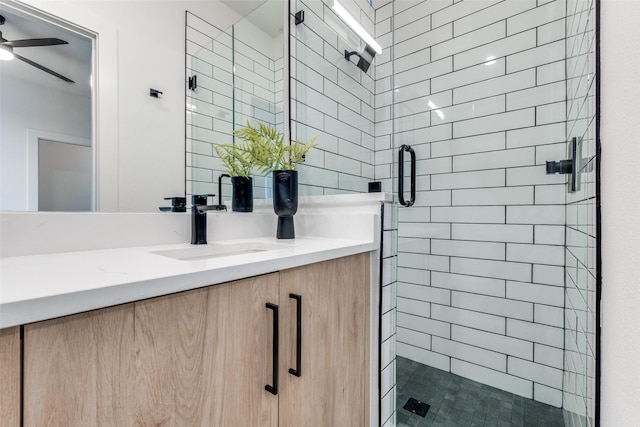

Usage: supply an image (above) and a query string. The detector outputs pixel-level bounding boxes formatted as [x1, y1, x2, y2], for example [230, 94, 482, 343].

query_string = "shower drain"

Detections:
[402, 397, 430, 417]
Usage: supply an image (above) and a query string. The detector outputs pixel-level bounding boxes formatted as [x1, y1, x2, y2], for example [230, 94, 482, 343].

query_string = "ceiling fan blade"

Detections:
[13, 53, 74, 83]
[4, 38, 68, 48]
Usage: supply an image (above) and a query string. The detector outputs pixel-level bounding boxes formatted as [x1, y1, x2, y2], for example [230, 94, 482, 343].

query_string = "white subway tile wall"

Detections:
[292, 0, 377, 196]
[389, 0, 568, 410]
[563, 0, 597, 424]
[186, 13, 283, 202]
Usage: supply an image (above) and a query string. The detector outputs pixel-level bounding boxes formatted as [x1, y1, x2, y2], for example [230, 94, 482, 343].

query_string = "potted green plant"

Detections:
[234, 122, 317, 239]
[214, 142, 255, 212]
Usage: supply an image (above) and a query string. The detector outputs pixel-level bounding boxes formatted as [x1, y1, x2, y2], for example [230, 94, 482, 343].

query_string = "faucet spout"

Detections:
[191, 194, 216, 245]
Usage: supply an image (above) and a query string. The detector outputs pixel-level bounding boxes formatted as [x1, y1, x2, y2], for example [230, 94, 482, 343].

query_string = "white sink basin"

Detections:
[152, 242, 290, 261]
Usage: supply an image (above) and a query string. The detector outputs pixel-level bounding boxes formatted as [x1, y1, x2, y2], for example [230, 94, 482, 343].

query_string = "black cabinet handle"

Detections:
[398, 144, 416, 207]
[265, 303, 279, 395]
[289, 294, 302, 377]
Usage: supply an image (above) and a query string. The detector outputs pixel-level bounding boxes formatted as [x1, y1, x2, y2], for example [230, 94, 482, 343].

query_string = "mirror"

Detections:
[0, 2, 94, 211]
[185, 0, 285, 203]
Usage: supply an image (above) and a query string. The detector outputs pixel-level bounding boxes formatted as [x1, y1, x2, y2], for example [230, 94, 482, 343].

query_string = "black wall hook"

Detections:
[150, 88, 163, 98]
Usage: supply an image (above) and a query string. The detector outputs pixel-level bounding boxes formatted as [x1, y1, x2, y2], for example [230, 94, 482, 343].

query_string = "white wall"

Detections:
[0, 77, 91, 210]
[20, 0, 243, 212]
[600, 0, 640, 425]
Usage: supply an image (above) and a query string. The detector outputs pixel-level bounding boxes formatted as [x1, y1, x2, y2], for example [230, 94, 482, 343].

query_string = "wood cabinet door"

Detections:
[0, 326, 21, 427]
[279, 253, 370, 427]
[23, 304, 135, 427]
[134, 273, 280, 427]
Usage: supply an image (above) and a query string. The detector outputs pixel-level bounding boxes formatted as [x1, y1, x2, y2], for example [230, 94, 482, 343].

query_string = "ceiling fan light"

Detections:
[0, 44, 14, 61]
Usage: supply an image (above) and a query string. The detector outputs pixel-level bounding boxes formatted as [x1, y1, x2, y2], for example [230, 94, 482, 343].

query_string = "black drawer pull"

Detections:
[265, 302, 279, 395]
[289, 294, 302, 377]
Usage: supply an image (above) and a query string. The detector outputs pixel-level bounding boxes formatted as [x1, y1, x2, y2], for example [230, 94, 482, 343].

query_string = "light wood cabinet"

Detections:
[279, 253, 370, 427]
[23, 304, 135, 427]
[134, 273, 279, 426]
[0, 326, 21, 427]
[15, 253, 371, 427]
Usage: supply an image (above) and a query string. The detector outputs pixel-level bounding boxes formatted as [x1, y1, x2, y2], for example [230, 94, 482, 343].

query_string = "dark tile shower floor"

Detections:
[396, 356, 564, 427]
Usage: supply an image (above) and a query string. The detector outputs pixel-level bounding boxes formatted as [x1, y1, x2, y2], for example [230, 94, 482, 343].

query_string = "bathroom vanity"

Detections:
[0, 195, 386, 427]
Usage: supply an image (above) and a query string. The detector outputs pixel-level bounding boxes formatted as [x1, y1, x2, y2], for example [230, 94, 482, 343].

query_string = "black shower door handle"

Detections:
[288, 293, 302, 377]
[265, 302, 279, 395]
[398, 144, 416, 207]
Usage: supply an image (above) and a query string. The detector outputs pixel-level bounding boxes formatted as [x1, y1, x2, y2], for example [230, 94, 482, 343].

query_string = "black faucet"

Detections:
[191, 194, 217, 245]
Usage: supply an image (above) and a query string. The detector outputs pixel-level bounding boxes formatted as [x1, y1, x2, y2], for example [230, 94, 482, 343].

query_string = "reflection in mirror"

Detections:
[185, 0, 284, 204]
[0, 2, 94, 211]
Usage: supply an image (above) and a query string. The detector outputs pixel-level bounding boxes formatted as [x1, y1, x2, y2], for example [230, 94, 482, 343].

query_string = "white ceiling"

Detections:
[0, 5, 92, 97]
[222, 0, 284, 38]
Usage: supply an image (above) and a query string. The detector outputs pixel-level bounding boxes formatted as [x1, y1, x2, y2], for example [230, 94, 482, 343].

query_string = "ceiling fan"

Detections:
[0, 14, 74, 83]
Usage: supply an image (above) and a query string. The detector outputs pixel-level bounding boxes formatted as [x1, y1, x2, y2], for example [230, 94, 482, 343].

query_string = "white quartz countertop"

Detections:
[0, 236, 377, 328]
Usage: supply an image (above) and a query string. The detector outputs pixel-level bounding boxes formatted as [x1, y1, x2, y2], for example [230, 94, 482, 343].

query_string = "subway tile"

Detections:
[451, 257, 532, 282]
[394, 24, 453, 59]
[431, 239, 506, 261]
[433, 132, 505, 157]
[537, 60, 566, 85]
[538, 18, 566, 45]
[398, 236, 428, 255]
[533, 302, 564, 328]
[397, 312, 450, 338]
[431, 272, 506, 297]
[394, 0, 452, 29]
[431, 304, 505, 334]
[395, 123, 453, 146]
[535, 184, 566, 205]
[506, 281, 564, 306]
[397, 342, 450, 371]
[395, 15, 431, 44]
[507, 318, 563, 348]
[431, 169, 505, 190]
[432, 0, 502, 28]
[396, 327, 431, 350]
[452, 325, 533, 360]
[412, 190, 452, 207]
[381, 309, 396, 342]
[453, 147, 535, 172]
[537, 101, 566, 125]
[506, 123, 566, 148]
[507, 165, 566, 186]
[432, 21, 506, 63]
[451, 359, 533, 398]
[454, 0, 536, 36]
[507, 40, 565, 73]
[432, 57, 505, 93]
[394, 112, 431, 133]
[432, 206, 505, 223]
[454, 29, 537, 71]
[398, 282, 451, 305]
[432, 336, 507, 372]
[535, 343, 564, 369]
[398, 253, 450, 272]
[535, 142, 567, 166]
[507, 0, 566, 36]
[398, 207, 431, 223]
[507, 243, 564, 265]
[508, 357, 563, 389]
[394, 47, 431, 74]
[452, 223, 533, 244]
[397, 266, 430, 286]
[453, 69, 536, 104]
[534, 225, 565, 245]
[395, 91, 453, 119]
[398, 222, 450, 239]
[533, 264, 565, 287]
[507, 205, 565, 225]
[453, 109, 535, 139]
[452, 186, 534, 206]
[394, 80, 431, 103]
[534, 383, 563, 407]
[395, 57, 453, 88]
[452, 291, 533, 321]
[397, 296, 431, 318]
[432, 95, 506, 125]
[415, 157, 452, 175]
[507, 81, 565, 110]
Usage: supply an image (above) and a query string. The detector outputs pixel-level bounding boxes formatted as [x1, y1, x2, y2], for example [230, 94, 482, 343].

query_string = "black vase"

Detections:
[231, 176, 253, 212]
[273, 170, 298, 239]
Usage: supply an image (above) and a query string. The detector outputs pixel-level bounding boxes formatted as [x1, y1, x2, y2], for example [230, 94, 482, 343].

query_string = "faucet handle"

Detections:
[192, 194, 215, 206]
